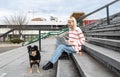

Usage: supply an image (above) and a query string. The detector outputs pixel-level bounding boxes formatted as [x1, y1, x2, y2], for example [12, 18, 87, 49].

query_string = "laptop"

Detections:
[56, 36, 70, 46]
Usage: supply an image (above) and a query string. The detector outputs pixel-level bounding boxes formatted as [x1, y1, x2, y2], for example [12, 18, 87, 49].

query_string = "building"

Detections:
[0, 20, 67, 42]
[71, 12, 98, 26]
[31, 17, 46, 21]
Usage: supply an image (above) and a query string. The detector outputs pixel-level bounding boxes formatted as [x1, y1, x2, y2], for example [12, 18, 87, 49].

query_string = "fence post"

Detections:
[106, 6, 110, 25]
[39, 29, 41, 51]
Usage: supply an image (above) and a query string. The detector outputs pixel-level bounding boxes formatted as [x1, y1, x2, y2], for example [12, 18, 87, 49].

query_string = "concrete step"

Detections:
[0, 46, 27, 68]
[56, 60, 80, 77]
[72, 52, 118, 77]
[87, 37, 120, 52]
[85, 32, 120, 37]
[83, 42, 120, 76]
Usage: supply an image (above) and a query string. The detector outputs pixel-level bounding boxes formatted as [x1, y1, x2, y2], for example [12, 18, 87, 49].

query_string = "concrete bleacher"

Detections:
[77, 12, 120, 77]
[53, 12, 120, 77]
[83, 42, 120, 75]
[72, 53, 118, 77]
[56, 23, 120, 77]
[82, 12, 120, 31]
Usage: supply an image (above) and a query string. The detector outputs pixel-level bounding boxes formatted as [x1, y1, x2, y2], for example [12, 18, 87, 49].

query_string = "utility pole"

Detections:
[28, 9, 36, 18]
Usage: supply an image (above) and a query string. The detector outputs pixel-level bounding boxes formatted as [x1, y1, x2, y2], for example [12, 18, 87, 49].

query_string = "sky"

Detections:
[0, 0, 120, 22]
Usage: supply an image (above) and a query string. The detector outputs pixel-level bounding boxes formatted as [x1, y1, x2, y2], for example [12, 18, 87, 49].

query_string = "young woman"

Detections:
[42, 17, 85, 70]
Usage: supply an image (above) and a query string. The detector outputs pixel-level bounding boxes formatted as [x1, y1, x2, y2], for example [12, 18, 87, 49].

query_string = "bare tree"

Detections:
[4, 14, 29, 40]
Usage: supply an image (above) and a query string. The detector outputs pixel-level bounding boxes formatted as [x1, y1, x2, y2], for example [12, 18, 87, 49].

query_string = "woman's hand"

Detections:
[78, 52, 83, 56]
[65, 40, 69, 44]
[65, 40, 73, 45]
[76, 51, 83, 56]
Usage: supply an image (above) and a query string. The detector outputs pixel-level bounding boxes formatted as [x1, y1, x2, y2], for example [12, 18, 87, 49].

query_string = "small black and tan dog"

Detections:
[27, 45, 41, 74]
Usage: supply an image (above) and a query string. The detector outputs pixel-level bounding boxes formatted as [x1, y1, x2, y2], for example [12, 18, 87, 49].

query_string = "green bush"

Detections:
[10, 39, 24, 44]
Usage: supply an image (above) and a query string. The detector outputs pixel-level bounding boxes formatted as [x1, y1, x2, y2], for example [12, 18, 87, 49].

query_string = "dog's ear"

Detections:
[27, 45, 31, 51]
[33, 45, 38, 51]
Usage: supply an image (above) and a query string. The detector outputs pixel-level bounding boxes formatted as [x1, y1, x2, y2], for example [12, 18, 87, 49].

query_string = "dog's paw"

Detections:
[29, 68, 32, 74]
[37, 69, 40, 73]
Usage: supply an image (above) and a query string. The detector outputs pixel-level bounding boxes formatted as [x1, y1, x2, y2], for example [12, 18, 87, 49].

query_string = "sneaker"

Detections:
[42, 61, 53, 70]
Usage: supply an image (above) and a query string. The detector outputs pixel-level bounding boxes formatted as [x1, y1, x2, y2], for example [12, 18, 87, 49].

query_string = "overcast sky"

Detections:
[0, 0, 120, 21]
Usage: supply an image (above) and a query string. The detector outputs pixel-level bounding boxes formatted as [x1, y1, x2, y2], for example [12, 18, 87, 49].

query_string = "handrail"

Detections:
[77, 0, 120, 22]
[0, 29, 15, 38]
[24, 28, 68, 45]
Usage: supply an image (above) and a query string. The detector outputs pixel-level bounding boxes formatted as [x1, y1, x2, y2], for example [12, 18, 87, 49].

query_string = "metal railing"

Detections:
[78, 0, 120, 25]
[23, 28, 68, 45]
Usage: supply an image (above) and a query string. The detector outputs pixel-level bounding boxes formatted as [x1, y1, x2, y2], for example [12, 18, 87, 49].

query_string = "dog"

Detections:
[27, 45, 41, 74]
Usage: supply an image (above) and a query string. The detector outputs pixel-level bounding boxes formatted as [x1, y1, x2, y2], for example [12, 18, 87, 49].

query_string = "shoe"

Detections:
[42, 61, 53, 70]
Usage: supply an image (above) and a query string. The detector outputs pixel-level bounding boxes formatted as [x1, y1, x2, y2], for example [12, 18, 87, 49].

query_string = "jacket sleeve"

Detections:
[77, 28, 85, 45]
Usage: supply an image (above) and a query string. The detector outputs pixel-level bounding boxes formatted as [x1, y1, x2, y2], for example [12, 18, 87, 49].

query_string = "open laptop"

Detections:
[56, 36, 70, 46]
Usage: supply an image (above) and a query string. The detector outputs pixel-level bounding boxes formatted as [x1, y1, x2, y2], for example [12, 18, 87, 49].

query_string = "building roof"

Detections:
[71, 12, 85, 20]
[31, 17, 46, 21]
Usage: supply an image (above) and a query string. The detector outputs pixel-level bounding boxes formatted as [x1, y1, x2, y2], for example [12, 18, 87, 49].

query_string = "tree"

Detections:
[4, 14, 29, 40]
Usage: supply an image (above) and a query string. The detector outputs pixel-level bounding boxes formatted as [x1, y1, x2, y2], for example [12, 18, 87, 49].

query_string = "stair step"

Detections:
[83, 42, 120, 76]
[57, 60, 79, 77]
[72, 53, 118, 77]
[86, 37, 120, 52]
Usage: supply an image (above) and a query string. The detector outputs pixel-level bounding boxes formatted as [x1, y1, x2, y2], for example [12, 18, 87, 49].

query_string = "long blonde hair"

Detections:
[68, 17, 77, 30]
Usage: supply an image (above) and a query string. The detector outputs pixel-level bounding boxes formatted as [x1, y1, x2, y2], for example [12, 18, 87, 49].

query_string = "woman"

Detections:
[42, 17, 85, 70]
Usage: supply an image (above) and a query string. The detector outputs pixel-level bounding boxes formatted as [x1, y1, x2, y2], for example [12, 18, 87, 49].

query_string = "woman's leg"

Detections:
[50, 44, 75, 64]
[42, 44, 75, 70]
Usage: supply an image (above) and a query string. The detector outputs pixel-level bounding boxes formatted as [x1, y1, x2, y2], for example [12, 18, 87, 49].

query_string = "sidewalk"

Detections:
[0, 46, 20, 54]
[0, 42, 21, 54]
[0, 36, 57, 77]
[0, 43, 22, 47]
